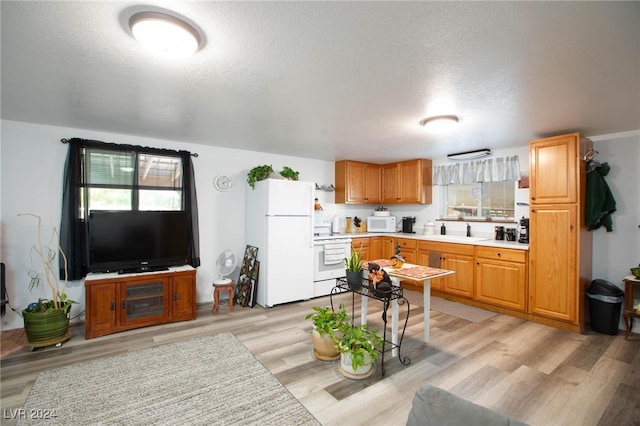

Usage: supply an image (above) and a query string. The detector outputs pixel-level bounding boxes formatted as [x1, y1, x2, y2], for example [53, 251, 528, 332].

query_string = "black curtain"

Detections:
[59, 138, 200, 280]
[180, 150, 201, 267]
[60, 139, 87, 280]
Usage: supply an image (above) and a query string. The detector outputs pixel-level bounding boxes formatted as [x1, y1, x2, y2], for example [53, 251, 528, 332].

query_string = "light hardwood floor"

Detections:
[1, 293, 639, 425]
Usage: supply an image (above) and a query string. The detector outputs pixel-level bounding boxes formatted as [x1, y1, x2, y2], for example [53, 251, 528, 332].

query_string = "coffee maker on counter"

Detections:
[402, 216, 416, 233]
[518, 217, 529, 243]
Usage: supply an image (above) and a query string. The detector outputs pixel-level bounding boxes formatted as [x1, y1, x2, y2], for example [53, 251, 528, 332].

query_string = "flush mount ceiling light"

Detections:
[129, 12, 202, 57]
[447, 148, 492, 161]
[419, 114, 460, 131]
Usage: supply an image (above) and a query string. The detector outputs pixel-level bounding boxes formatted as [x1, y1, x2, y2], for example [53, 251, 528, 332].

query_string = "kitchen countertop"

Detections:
[315, 232, 529, 251]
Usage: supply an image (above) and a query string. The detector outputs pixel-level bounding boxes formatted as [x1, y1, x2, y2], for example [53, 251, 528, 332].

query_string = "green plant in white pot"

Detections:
[305, 304, 348, 361]
[335, 323, 382, 379]
[344, 244, 364, 290]
[19, 213, 77, 348]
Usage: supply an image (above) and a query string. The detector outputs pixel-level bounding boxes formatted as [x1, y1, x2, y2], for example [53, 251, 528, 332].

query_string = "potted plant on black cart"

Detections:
[335, 322, 382, 379]
[19, 213, 77, 349]
[305, 304, 348, 361]
[344, 244, 364, 290]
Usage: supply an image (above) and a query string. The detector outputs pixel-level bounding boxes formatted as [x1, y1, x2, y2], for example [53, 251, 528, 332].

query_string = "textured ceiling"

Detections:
[1, 1, 639, 163]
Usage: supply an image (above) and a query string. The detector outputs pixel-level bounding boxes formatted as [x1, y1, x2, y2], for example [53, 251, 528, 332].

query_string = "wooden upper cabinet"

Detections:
[381, 163, 400, 204]
[529, 133, 589, 204]
[335, 160, 381, 204]
[381, 159, 433, 204]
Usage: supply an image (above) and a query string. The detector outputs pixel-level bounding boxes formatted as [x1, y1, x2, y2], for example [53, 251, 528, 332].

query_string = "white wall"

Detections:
[591, 134, 640, 285]
[2, 120, 638, 332]
[0, 120, 335, 330]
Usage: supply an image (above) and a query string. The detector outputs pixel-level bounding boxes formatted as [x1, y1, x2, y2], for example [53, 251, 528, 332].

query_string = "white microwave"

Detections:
[366, 216, 396, 233]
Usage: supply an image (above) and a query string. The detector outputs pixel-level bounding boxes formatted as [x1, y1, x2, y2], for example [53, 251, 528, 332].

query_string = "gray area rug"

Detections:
[404, 290, 498, 323]
[19, 332, 320, 426]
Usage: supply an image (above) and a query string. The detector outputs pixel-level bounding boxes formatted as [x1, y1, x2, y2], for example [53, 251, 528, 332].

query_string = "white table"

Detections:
[360, 262, 454, 356]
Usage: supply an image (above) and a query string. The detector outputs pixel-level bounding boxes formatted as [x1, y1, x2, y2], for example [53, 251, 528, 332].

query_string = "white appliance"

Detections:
[313, 237, 352, 297]
[366, 216, 397, 233]
[313, 215, 332, 237]
[246, 179, 315, 307]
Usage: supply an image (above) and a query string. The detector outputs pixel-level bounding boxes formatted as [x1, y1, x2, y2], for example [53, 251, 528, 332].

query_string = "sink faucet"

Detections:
[466, 223, 471, 237]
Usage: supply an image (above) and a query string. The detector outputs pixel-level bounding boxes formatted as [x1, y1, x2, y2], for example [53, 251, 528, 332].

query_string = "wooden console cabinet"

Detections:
[84, 266, 196, 339]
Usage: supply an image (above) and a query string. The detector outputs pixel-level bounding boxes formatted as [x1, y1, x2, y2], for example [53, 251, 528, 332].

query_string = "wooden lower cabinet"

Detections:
[529, 204, 579, 323]
[380, 235, 397, 259]
[441, 253, 474, 298]
[395, 238, 417, 263]
[419, 241, 474, 298]
[84, 267, 197, 339]
[351, 237, 371, 262]
[370, 236, 383, 260]
[475, 246, 527, 311]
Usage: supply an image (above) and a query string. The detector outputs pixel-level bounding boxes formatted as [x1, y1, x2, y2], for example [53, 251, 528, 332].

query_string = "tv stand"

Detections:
[117, 266, 170, 275]
[84, 266, 196, 339]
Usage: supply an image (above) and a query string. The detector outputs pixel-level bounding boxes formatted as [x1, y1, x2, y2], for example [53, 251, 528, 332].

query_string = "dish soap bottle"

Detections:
[440, 223, 446, 235]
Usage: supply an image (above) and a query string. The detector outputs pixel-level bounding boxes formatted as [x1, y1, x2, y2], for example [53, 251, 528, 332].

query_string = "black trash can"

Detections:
[587, 279, 624, 335]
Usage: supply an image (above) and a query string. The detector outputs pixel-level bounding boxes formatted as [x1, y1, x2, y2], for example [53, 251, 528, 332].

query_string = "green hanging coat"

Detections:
[585, 161, 616, 232]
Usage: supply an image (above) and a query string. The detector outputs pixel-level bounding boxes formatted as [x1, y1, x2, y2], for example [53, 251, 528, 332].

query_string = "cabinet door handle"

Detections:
[121, 300, 127, 309]
[531, 197, 536, 200]
[110, 301, 115, 311]
[173, 293, 178, 301]
[497, 252, 501, 257]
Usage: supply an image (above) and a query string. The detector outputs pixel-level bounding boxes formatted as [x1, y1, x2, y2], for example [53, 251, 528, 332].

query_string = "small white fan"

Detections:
[213, 250, 237, 285]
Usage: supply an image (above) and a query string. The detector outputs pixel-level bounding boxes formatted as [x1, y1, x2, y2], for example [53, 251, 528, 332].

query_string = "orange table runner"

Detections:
[387, 266, 451, 281]
[363, 259, 393, 268]
[364, 259, 452, 280]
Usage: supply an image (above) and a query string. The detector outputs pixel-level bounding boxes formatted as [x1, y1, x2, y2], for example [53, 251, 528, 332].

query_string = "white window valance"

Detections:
[433, 155, 521, 185]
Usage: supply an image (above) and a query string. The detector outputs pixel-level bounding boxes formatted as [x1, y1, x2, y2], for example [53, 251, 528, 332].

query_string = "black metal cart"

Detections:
[330, 277, 411, 376]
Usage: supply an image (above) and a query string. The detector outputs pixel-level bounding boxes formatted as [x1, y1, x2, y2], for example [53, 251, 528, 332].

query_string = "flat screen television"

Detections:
[89, 210, 190, 274]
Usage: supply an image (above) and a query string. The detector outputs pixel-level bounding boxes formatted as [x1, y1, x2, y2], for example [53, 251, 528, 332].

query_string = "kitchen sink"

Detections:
[421, 235, 490, 243]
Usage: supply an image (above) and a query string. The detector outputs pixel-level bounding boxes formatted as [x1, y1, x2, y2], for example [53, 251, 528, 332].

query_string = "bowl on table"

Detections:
[631, 267, 640, 279]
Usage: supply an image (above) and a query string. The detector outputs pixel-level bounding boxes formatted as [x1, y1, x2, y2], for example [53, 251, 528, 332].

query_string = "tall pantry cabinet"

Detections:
[528, 133, 592, 332]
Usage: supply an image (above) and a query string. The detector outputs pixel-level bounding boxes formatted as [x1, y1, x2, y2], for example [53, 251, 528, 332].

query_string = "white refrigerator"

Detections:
[245, 178, 315, 307]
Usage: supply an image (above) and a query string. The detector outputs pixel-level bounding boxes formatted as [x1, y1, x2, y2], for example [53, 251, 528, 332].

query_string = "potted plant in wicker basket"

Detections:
[305, 304, 348, 361]
[19, 213, 77, 348]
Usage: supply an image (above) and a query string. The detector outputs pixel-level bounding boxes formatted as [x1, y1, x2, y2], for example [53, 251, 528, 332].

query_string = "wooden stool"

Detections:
[212, 280, 235, 313]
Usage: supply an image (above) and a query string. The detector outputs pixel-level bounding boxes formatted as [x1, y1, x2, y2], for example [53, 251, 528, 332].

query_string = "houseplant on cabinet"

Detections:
[279, 166, 299, 181]
[19, 213, 77, 348]
[344, 244, 364, 290]
[247, 164, 274, 189]
[305, 304, 348, 361]
[335, 323, 382, 379]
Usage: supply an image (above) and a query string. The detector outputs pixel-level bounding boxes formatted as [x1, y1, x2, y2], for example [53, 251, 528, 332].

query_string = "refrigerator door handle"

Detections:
[309, 184, 314, 248]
